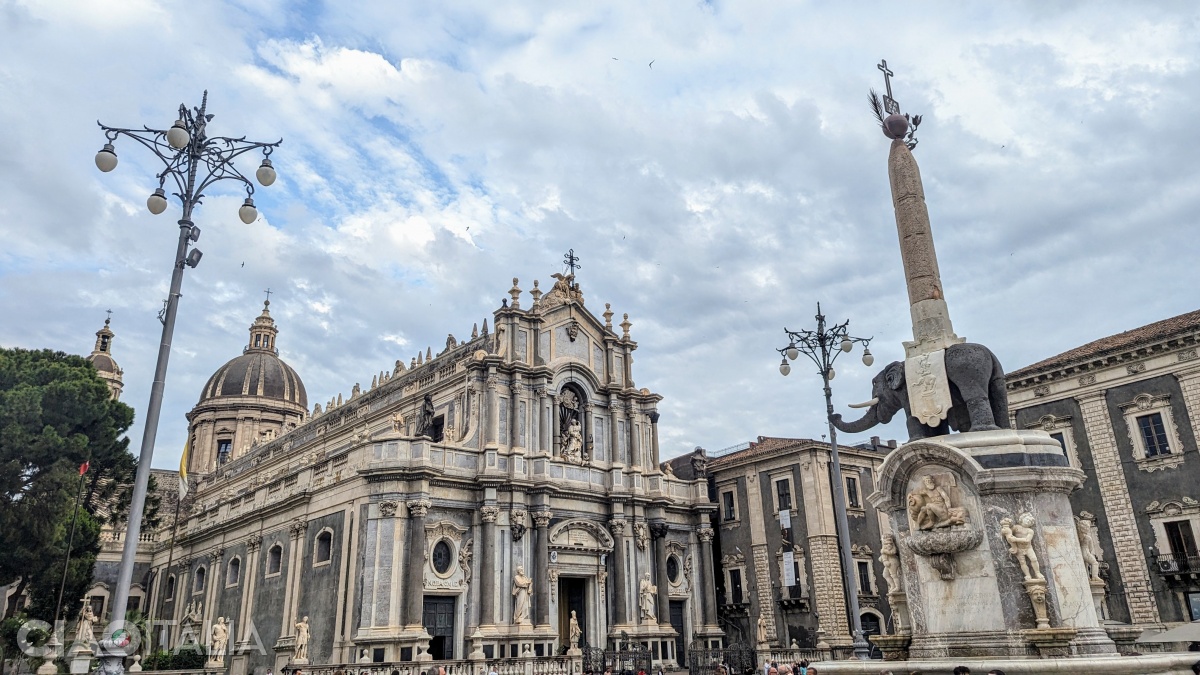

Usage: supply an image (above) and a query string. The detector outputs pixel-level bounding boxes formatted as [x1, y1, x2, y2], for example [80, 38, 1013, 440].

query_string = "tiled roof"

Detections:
[1007, 308, 1200, 381]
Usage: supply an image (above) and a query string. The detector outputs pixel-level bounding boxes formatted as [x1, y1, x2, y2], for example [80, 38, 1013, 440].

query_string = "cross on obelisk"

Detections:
[878, 59, 900, 115]
[563, 249, 581, 275]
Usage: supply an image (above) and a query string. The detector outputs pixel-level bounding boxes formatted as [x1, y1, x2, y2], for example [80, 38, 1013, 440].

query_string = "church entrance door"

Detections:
[423, 596, 456, 660]
[558, 577, 588, 650]
[669, 600, 686, 664]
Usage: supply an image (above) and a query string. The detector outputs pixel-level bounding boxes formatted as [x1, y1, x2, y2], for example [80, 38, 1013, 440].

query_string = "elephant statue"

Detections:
[830, 342, 1010, 441]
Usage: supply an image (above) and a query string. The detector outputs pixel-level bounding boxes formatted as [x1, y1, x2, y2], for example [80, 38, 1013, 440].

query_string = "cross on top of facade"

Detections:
[877, 59, 900, 115]
[563, 249, 581, 275]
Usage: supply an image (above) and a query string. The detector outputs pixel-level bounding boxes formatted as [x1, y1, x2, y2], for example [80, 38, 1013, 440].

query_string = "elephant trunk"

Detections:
[830, 407, 881, 434]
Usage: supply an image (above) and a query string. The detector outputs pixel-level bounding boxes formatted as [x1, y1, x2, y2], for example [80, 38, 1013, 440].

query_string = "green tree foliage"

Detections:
[0, 348, 136, 621]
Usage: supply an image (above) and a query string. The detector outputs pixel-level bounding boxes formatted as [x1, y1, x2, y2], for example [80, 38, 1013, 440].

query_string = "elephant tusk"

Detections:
[847, 397, 879, 409]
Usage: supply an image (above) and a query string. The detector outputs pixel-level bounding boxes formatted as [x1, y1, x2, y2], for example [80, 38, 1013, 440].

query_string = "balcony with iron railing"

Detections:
[1151, 552, 1200, 578]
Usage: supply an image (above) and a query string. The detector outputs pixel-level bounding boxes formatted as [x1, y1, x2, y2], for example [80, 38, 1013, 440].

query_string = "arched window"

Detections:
[227, 558, 241, 586]
[267, 544, 283, 576]
[164, 575, 176, 601]
[314, 530, 333, 565]
[193, 566, 206, 593]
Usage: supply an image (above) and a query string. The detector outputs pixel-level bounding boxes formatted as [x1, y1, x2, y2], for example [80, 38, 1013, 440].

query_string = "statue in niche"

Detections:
[880, 534, 902, 593]
[563, 419, 584, 463]
[416, 394, 435, 438]
[294, 616, 310, 661]
[1001, 512, 1044, 581]
[639, 572, 657, 620]
[210, 617, 229, 660]
[390, 412, 406, 434]
[512, 566, 532, 625]
[1075, 512, 1103, 581]
[558, 389, 588, 464]
[569, 610, 582, 648]
[907, 475, 967, 531]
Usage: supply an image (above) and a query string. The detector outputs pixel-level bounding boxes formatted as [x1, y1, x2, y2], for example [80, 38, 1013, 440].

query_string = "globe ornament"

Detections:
[883, 114, 910, 140]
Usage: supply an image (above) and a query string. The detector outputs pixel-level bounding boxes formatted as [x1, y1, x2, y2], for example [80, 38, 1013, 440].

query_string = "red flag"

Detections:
[79, 461, 89, 475]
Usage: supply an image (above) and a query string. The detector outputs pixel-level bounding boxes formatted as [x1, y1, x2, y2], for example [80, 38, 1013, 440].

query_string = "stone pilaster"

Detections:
[405, 499, 431, 628]
[697, 528, 718, 628]
[650, 522, 671, 627]
[1076, 392, 1160, 625]
[237, 537, 262, 644]
[204, 548, 224, 627]
[480, 505, 499, 626]
[751, 543, 778, 644]
[532, 510, 552, 626]
[807, 534, 849, 641]
[609, 518, 629, 626]
[281, 520, 307, 637]
[1173, 366, 1200, 448]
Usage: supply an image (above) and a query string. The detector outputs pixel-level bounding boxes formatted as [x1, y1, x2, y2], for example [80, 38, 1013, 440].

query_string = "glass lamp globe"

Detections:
[862, 349, 874, 367]
[786, 345, 799, 361]
[779, 359, 791, 377]
[840, 337, 853, 353]
[95, 144, 118, 172]
[146, 188, 168, 215]
[167, 120, 190, 149]
[826, 366, 836, 380]
[256, 159, 277, 186]
[238, 198, 258, 224]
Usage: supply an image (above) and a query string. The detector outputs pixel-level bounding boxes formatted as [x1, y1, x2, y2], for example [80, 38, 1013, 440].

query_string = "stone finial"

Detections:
[410, 357, 417, 368]
[620, 313, 632, 340]
[481, 318, 489, 335]
[509, 278, 522, 309]
[417, 352, 424, 366]
[604, 303, 614, 329]
[426, 347, 432, 361]
[471, 323, 479, 339]
[530, 279, 542, 306]
[312, 403, 322, 416]
[336, 393, 343, 406]
[371, 375, 377, 389]
[395, 359, 405, 374]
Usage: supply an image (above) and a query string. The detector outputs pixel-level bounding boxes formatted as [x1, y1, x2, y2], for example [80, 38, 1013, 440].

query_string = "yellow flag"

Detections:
[178, 439, 189, 500]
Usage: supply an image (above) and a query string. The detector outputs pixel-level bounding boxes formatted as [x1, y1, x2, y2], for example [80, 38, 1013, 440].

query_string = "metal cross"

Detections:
[263, 288, 273, 303]
[105, 309, 113, 322]
[877, 59, 900, 115]
[563, 249, 581, 275]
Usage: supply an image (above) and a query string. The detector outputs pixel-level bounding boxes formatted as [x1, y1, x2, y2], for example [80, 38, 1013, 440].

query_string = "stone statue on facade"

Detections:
[569, 610, 582, 648]
[294, 616, 310, 662]
[1075, 512, 1103, 581]
[512, 566, 533, 625]
[639, 572, 657, 621]
[209, 617, 228, 664]
[907, 475, 966, 531]
[75, 600, 97, 647]
[880, 534, 903, 593]
[562, 418, 584, 463]
[390, 411, 406, 434]
[756, 615, 769, 647]
[416, 394, 435, 438]
[1001, 513, 1044, 581]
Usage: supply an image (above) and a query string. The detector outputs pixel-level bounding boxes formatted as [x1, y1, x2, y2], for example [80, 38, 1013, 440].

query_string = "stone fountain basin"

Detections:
[905, 527, 983, 555]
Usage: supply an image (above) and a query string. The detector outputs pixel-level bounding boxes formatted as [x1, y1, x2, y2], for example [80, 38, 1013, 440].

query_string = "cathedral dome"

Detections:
[86, 316, 124, 401]
[198, 301, 307, 408]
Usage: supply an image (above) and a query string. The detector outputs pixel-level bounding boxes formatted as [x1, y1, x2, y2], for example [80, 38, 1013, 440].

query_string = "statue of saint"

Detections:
[210, 617, 229, 658]
[563, 418, 583, 463]
[907, 475, 965, 531]
[417, 394, 436, 438]
[294, 616, 311, 661]
[756, 615, 769, 645]
[638, 572, 657, 621]
[512, 566, 532, 625]
[1001, 513, 1044, 581]
[569, 610, 582, 648]
[390, 411, 406, 433]
[75, 600, 97, 646]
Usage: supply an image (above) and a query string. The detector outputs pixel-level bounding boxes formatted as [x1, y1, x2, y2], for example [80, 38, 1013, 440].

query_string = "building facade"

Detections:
[1006, 308, 1200, 628]
[701, 436, 896, 651]
[137, 272, 721, 674]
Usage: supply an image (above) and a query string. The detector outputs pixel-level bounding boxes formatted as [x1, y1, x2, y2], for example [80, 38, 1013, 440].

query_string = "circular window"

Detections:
[666, 555, 680, 584]
[432, 540, 453, 575]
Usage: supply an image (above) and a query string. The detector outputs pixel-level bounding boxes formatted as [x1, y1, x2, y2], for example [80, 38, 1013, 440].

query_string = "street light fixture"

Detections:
[778, 303, 874, 660]
[94, 90, 280, 674]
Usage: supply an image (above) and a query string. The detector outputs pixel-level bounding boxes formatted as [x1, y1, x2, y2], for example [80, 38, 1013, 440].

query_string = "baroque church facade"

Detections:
[140, 272, 722, 674]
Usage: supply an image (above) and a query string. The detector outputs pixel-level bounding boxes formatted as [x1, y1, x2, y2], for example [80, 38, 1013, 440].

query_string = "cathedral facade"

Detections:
[143, 273, 722, 674]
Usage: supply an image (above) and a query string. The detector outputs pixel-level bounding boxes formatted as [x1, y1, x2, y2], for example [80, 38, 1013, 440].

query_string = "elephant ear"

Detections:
[885, 362, 905, 390]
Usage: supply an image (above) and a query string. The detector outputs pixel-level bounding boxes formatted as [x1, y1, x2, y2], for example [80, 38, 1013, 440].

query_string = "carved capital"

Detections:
[209, 547, 225, 563]
[532, 510, 553, 528]
[697, 528, 715, 543]
[609, 519, 627, 536]
[649, 521, 669, 540]
[481, 505, 500, 523]
[379, 500, 400, 518]
[407, 499, 432, 518]
[289, 520, 308, 539]
[648, 410, 660, 424]
[245, 535, 263, 553]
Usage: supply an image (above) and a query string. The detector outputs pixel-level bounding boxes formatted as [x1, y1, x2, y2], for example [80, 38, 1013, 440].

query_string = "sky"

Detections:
[2, 1, 1198, 470]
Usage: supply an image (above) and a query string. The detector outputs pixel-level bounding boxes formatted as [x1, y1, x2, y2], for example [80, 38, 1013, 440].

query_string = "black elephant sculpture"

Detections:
[830, 342, 1010, 441]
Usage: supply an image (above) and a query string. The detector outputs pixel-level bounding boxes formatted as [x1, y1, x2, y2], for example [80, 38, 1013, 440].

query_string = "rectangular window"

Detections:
[217, 439, 232, 465]
[857, 560, 872, 595]
[729, 569, 744, 604]
[775, 479, 792, 512]
[1188, 592, 1200, 621]
[846, 476, 861, 508]
[722, 491, 736, 521]
[1138, 413, 1171, 456]
[1049, 432, 1068, 457]
[1165, 520, 1198, 558]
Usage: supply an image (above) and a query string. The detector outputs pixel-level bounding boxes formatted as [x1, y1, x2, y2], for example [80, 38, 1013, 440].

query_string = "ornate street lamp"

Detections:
[94, 91, 280, 672]
[778, 303, 874, 660]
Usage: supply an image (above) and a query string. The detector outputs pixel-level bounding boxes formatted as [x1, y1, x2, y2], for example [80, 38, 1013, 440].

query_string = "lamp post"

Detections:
[778, 303, 873, 660]
[94, 91, 280, 671]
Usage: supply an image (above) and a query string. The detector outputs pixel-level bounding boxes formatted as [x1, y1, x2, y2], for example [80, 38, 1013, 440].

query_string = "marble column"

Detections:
[697, 528, 718, 627]
[609, 519, 628, 626]
[532, 510, 552, 626]
[650, 522, 671, 626]
[480, 505, 499, 626]
[406, 499, 431, 628]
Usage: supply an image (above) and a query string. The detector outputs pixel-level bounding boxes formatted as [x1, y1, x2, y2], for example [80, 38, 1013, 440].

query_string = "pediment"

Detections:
[548, 519, 614, 552]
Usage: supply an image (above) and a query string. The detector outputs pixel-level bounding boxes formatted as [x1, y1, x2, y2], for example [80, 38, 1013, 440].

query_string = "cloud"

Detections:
[1, 1, 1198, 470]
